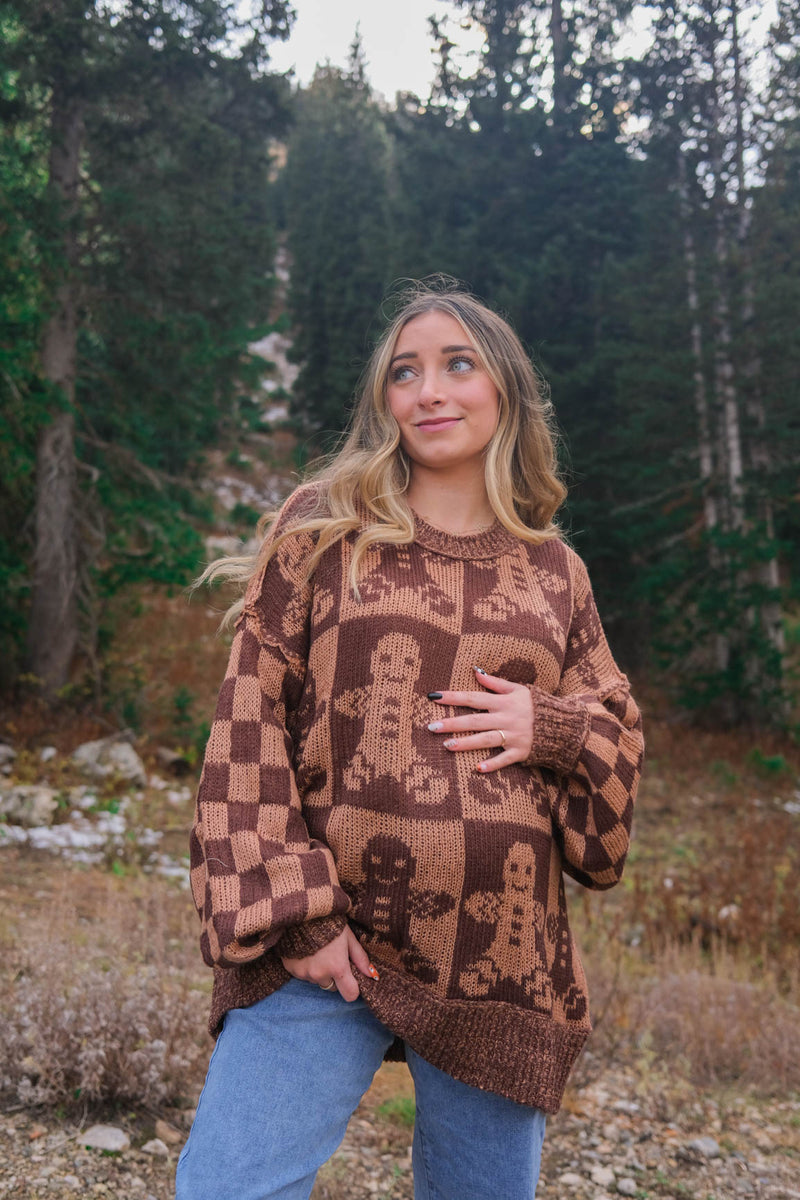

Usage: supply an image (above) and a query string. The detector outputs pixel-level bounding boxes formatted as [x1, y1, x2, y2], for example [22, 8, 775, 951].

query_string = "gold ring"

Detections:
[320, 979, 337, 991]
[497, 730, 506, 748]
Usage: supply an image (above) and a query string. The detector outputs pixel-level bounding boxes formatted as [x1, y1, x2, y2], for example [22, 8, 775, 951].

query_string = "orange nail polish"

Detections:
[368, 964, 380, 980]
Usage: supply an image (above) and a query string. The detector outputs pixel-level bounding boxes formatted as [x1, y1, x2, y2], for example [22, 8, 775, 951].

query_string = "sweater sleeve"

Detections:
[523, 549, 644, 890]
[189, 492, 351, 969]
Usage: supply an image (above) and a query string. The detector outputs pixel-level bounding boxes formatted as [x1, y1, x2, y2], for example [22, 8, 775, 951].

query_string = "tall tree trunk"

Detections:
[677, 153, 728, 676]
[731, 0, 785, 672]
[550, 0, 569, 122]
[27, 91, 83, 693]
[708, 47, 745, 538]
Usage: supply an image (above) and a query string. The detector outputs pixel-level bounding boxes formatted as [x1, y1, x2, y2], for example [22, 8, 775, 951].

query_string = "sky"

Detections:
[267, 1, 482, 102]
[267, 1, 779, 104]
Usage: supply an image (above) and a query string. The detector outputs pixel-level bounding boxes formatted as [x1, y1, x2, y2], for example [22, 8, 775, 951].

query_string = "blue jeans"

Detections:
[175, 978, 546, 1200]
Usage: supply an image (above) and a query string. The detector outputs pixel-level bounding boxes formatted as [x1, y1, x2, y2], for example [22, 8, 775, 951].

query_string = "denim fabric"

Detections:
[175, 978, 546, 1200]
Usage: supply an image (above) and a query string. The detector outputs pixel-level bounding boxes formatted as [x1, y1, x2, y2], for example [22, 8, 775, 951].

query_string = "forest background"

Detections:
[3, 0, 800, 725]
[1, 1, 800, 1193]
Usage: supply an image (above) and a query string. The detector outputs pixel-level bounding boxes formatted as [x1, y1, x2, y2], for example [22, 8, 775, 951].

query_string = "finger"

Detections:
[475, 751, 520, 773]
[428, 713, 499, 734]
[472, 667, 516, 693]
[428, 690, 500, 710]
[346, 928, 379, 979]
[333, 965, 361, 1002]
[443, 732, 511, 753]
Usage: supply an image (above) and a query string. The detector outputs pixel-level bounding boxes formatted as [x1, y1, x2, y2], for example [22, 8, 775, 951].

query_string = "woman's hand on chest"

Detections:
[426, 667, 534, 774]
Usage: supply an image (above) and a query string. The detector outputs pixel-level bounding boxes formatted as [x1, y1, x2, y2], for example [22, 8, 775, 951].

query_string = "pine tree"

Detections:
[283, 36, 394, 434]
[620, 0, 792, 720]
[3, 0, 294, 691]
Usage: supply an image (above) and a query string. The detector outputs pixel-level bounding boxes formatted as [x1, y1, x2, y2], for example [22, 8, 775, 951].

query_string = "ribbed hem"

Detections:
[207, 958, 589, 1113]
[524, 687, 590, 775]
[358, 964, 589, 1114]
[274, 914, 348, 960]
[208, 956, 288, 1037]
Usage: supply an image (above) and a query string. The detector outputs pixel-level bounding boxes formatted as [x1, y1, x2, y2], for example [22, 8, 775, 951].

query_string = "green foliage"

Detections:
[375, 1095, 416, 1128]
[228, 502, 261, 527]
[0, 7, 50, 682]
[283, 45, 394, 433]
[171, 685, 211, 764]
[0, 0, 294, 678]
[746, 748, 791, 777]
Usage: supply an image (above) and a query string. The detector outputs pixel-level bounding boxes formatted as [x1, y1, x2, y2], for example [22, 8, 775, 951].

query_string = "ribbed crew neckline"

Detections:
[412, 512, 520, 560]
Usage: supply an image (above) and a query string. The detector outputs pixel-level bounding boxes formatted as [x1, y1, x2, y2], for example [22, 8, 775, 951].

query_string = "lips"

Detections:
[415, 417, 462, 430]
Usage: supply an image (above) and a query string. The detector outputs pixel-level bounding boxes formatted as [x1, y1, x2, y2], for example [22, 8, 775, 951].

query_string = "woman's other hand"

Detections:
[427, 667, 534, 773]
[280, 926, 379, 1002]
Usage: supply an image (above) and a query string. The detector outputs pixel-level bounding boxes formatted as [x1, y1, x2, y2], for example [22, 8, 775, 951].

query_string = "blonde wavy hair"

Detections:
[201, 279, 567, 624]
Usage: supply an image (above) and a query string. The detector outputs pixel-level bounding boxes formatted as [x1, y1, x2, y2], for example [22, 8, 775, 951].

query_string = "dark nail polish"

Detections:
[428, 691, 443, 700]
[473, 665, 487, 675]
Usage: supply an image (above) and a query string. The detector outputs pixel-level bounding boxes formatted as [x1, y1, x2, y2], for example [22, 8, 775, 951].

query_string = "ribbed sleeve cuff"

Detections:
[274, 914, 348, 961]
[523, 687, 590, 775]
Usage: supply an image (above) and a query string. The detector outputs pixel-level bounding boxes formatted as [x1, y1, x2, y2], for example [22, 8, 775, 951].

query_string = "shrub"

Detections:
[0, 872, 209, 1112]
[0, 959, 206, 1108]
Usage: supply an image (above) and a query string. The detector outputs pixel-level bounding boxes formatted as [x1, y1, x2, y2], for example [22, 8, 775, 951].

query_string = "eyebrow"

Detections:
[389, 344, 475, 367]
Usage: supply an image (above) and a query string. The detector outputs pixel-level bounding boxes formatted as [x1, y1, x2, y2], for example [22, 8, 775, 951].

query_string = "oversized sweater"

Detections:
[189, 486, 644, 1114]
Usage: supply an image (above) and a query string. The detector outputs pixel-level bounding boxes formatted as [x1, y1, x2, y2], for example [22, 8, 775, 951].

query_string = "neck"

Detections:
[406, 468, 494, 535]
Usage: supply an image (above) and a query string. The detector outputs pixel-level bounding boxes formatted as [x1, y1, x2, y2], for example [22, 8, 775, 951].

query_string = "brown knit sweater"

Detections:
[189, 486, 644, 1114]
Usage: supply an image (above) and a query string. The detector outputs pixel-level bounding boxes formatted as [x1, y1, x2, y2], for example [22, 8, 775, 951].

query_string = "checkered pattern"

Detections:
[190, 569, 351, 970]
[524, 552, 644, 889]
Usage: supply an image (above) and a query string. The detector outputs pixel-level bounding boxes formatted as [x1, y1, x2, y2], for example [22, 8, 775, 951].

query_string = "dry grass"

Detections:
[572, 714, 800, 1098]
[0, 861, 209, 1112]
[580, 936, 800, 1095]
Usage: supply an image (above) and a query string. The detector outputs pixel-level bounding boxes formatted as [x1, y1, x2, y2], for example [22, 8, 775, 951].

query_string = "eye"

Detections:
[448, 355, 475, 374]
[390, 364, 415, 383]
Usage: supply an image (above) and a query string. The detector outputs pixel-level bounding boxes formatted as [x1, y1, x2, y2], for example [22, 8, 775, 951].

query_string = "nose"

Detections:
[418, 370, 446, 407]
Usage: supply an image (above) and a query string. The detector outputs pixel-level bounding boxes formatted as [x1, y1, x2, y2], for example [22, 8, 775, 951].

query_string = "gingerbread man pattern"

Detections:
[334, 632, 450, 804]
[459, 841, 553, 1012]
[353, 833, 456, 984]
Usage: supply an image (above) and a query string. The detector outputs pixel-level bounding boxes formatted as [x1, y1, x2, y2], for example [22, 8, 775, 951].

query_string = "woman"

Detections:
[176, 281, 644, 1200]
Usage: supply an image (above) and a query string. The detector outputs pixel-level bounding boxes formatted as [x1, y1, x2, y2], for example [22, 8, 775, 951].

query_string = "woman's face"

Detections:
[386, 311, 500, 478]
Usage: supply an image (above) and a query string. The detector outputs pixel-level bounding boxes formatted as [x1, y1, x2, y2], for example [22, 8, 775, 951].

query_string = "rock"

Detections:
[612, 1099, 641, 1115]
[141, 1138, 170, 1157]
[62, 1176, 82, 1189]
[0, 784, 58, 827]
[686, 1136, 721, 1159]
[81, 1124, 130, 1152]
[154, 1118, 183, 1145]
[616, 1181, 638, 1197]
[558, 1172, 584, 1187]
[166, 786, 192, 805]
[0, 743, 16, 766]
[591, 1166, 616, 1187]
[154, 746, 192, 776]
[72, 733, 146, 787]
[40, 745, 58, 763]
